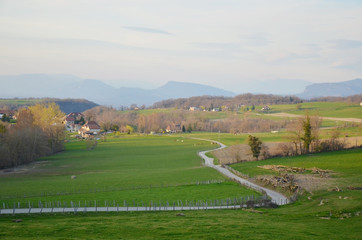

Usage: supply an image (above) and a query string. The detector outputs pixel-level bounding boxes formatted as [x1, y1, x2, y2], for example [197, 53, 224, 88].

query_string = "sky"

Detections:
[0, 0, 362, 91]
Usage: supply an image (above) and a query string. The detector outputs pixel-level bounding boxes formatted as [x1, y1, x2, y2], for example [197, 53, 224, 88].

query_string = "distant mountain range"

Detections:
[237, 79, 312, 95]
[0, 74, 235, 107]
[297, 79, 362, 99]
[1, 74, 361, 106]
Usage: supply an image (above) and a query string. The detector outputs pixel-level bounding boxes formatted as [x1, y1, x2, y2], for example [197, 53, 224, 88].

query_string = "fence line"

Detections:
[0, 179, 224, 200]
[0, 195, 288, 215]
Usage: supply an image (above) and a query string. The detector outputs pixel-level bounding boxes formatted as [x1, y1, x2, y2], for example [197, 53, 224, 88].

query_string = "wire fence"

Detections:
[0, 195, 284, 215]
[0, 179, 225, 200]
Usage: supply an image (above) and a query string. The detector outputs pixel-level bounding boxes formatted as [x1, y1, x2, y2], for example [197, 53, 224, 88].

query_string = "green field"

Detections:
[0, 135, 259, 207]
[0, 136, 361, 239]
[264, 102, 362, 118]
[230, 148, 362, 179]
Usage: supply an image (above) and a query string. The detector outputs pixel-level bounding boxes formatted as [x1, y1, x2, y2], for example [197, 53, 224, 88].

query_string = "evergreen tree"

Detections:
[248, 135, 262, 160]
[301, 115, 314, 153]
[187, 124, 192, 133]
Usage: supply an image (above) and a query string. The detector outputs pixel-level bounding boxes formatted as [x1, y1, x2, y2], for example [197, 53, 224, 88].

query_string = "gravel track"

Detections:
[194, 138, 289, 205]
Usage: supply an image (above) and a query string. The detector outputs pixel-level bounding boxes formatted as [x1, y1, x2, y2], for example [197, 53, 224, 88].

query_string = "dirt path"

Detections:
[268, 112, 362, 123]
[193, 138, 289, 205]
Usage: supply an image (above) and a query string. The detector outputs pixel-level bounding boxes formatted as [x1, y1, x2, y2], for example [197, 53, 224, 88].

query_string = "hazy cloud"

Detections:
[240, 33, 271, 47]
[330, 39, 362, 49]
[123, 26, 173, 35]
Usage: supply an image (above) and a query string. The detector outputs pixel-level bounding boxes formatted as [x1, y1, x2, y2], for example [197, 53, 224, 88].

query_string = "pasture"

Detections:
[264, 101, 362, 118]
[0, 135, 259, 207]
[0, 130, 361, 239]
[0, 148, 361, 239]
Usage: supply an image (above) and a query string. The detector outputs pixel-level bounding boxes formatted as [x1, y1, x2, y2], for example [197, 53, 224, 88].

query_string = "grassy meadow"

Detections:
[0, 147, 361, 239]
[0, 135, 260, 207]
[264, 101, 362, 118]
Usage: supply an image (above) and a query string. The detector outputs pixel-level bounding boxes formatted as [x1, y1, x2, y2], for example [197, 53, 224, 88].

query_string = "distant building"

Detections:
[189, 107, 199, 111]
[79, 121, 101, 138]
[0, 110, 15, 120]
[261, 106, 271, 111]
[63, 112, 85, 132]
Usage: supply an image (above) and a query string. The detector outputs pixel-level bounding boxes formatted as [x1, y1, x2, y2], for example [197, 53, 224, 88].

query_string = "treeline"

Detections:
[152, 94, 302, 110]
[0, 103, 65, 169]
[84, 106, 287, 134]
[0, 98, 98, 114]
[310, 94, 362, 103]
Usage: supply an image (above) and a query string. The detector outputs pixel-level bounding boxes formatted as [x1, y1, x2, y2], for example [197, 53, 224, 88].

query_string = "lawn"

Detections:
[0, 135, 259, 207]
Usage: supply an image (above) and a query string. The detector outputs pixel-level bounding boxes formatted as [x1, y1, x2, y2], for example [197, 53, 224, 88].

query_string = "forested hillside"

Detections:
[152, 94, 303, 110]
[0, 98, 98, 114]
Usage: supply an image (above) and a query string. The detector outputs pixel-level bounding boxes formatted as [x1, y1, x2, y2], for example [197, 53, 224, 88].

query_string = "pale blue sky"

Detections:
[0, 0, 361, 91]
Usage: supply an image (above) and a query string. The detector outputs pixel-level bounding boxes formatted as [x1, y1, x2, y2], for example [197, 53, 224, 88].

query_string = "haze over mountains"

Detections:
[1, 74, 361, 107]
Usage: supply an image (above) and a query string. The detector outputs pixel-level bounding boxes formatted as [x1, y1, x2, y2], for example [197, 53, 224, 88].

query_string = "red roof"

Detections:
[85, 121, 100, 130]
[66, 116, 75, 121]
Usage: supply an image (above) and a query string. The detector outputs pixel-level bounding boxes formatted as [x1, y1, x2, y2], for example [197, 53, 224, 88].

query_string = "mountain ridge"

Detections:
[1, 74, 361, 105]
[0, 74, 235, 106]
[297, 79, 362, 99]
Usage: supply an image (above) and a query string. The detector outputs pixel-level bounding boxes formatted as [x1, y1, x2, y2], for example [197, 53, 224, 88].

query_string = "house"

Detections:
[261, 106, 271, 111]
[165, 124, 182, 133]
[63, 112, 85, 132]
[189, 107, 199, 111]
[69, 123, 81, 132]
[0, 110, 15, 120]
[78, 121, 101, 138]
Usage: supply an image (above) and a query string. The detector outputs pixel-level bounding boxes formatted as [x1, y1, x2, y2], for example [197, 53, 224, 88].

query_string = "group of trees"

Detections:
[247, 113, 352, 161]
[83, 106, 287, 135]
[152, 94, 303, 111]
[0, 103, 65, 169]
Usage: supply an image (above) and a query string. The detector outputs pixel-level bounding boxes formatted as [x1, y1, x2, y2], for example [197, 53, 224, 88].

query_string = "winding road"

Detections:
[195, 138, 289, 205]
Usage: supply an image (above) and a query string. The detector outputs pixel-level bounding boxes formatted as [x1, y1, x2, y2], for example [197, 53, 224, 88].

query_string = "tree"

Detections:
[111, 124, 119, 132]
[301, 115, 314, 153]
[0, 122, 7, 134]
[78, 116, 85, 125]
[28, 103, 65, 153]
[126, 125, 134, 134]
[248, 135, 262, 160]
[182, 125, 186, 133]
[187, 124, 192, 133]
[1, 114, 10, 122]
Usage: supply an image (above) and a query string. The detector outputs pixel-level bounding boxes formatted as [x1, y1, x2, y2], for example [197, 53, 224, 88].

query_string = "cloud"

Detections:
[190, 42, 240, 50]
[330, 39, 362, 49]
[240, 33, 271, 47]
[331, 57, 362, 71]
[123, 26, 173, 35]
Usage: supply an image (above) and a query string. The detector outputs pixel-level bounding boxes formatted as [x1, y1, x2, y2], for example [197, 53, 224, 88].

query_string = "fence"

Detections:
[0, 180, 224, 201]
[0, 195, 282, 215]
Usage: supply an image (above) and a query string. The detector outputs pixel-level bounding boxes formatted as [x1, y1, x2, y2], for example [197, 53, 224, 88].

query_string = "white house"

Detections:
[79, 121, 101, 138]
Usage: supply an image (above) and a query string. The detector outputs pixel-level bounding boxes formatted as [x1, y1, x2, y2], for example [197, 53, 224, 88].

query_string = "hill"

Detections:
[298, 79, 362, 99]
[0, 98, 98, 114]
[152, 93, 302, 110]
[0, 74, 235, 107]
